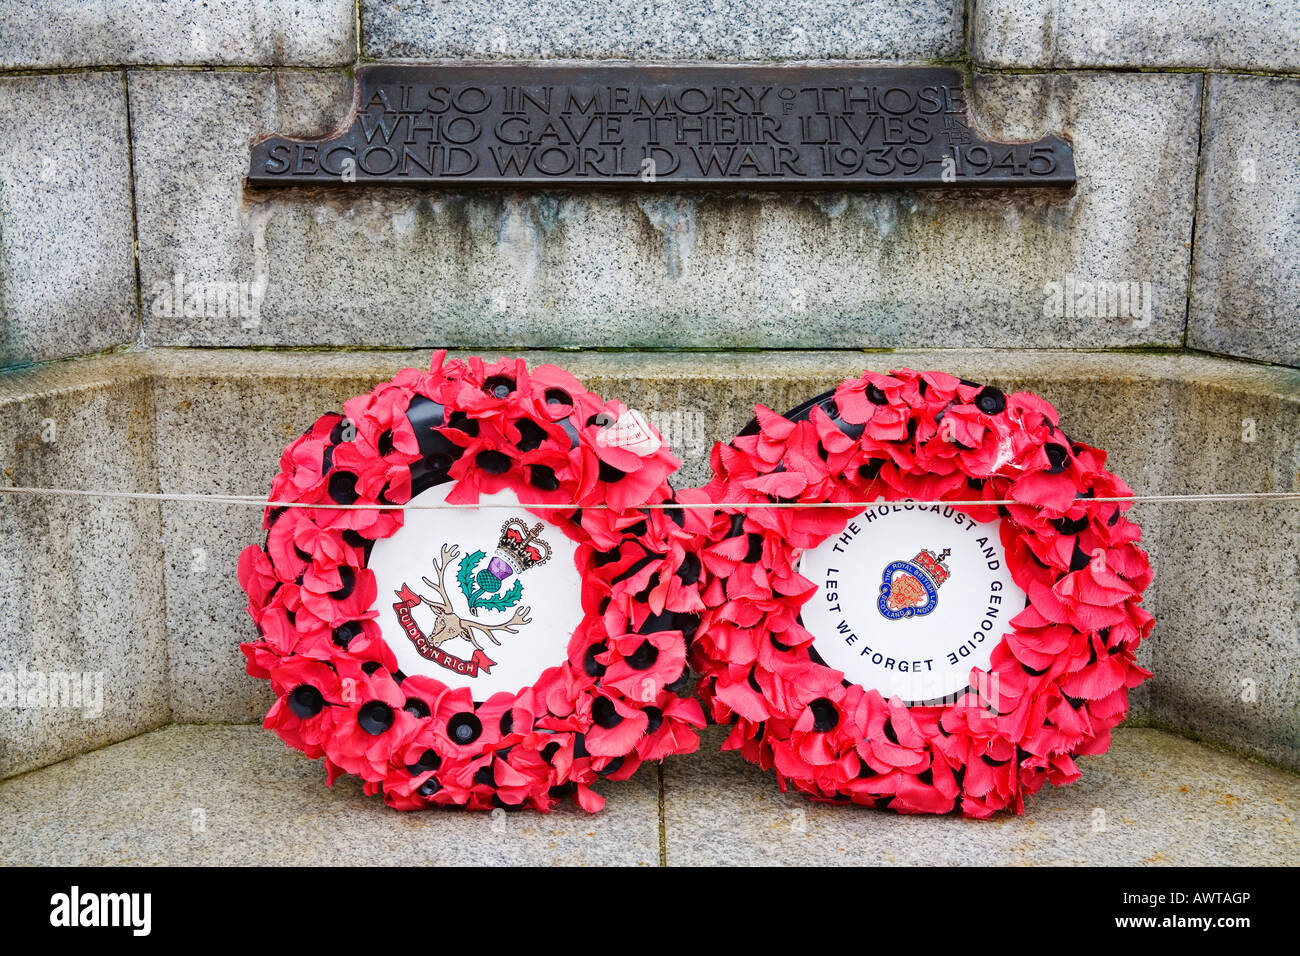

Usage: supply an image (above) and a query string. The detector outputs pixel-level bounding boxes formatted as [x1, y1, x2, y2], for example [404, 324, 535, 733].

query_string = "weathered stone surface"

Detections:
[1152, 372, 1300, 769]
[1189, 75, 1300, 369]
[0, 356, 168, 779]
[0, 72, 137, 368]
[0, 724, 662, 865]
[1, 722, 1292, 864]
[662, 725, 1298, 865]
[0, 0, 355, 68]
[135, 70, 1198, 350]
[361, 0, 963, 61]
[129, 69, 355, 350]
[3, 348, 1296, 769]
[145, 347, 1171, 720]
[972, 0, 1300, 70]
[145, 347, 1300, 771]
[153, 359, 399, 723]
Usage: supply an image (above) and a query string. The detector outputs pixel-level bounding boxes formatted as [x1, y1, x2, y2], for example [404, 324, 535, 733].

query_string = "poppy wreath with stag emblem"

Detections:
[690, 368, 1153, 817]
[237, 351, 708, 812]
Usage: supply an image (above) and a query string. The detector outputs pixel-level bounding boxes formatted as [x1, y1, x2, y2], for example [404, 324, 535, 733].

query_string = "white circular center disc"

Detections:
[797, 501, 1027, 704]
[367, 482, 584, 699]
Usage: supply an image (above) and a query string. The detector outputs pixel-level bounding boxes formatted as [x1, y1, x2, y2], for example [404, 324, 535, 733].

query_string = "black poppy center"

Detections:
[483, 375, 516, 399]
[331, 621, 363, 648]
[592, 696, 623, 728]
[529, 464, 560, 491]
[288, 684, 325, 719]
[329, 565, 356, 600]
[327, 470, 359, 504]
[475, 450, 512, 474]
[407, 748, 442, 775]
[627, 640, 659, 670]
[583, 643, 608, 678]
[403, 697, 431, 719]
[514, 418, 548, 451]
[1045, 442, 1070, 473]
[809, 697, 839, 732]
[675, 552, 701, 585]
[357, 700, 394, 735]
[644, 706, 664, 735]
[447, 712, 483, 745]
[974, 387, 1006, 415]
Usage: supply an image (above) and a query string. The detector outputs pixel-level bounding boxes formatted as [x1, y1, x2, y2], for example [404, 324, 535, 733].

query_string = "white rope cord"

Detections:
[1, 485, 1298, 510]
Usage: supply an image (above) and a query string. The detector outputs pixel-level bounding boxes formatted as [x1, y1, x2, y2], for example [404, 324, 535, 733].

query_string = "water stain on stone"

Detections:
[814, 194, 850, 219]
[495, 198, 545, 285]
[637, 196, 698, 279]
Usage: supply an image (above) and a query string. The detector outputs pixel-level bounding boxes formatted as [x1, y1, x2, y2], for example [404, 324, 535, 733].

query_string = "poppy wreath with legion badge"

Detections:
[690, 368, 1154, 817]
[237, 351, 708, 812]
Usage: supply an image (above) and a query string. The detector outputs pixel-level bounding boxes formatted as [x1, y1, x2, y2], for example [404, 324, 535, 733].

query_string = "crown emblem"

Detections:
[912, 547, 951, 588]
[452, 520, 552, 618]
[490, 518, 552, 579]
[878, 547, 951, 620]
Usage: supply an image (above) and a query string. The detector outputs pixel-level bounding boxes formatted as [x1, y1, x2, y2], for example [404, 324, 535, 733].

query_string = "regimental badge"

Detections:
[391, 519, 551, 678]
[878, 547, 951, 620]
[457, 518, 552, 614]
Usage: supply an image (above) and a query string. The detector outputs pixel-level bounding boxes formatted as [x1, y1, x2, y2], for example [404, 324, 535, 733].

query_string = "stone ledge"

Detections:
[0, 353, 151, 400]
[662, 725, 1298, 865]
[141, 346, 1300, 398]
[0, 724, 661, 865]
[1, 348, 1298, 775]
[0, 723, 1293, 865]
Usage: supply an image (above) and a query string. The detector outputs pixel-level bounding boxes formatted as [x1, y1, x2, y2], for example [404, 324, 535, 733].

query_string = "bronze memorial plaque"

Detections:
[248, 64, 1075, 189]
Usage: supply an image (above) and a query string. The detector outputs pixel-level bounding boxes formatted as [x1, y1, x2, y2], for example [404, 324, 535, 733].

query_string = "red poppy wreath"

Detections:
[690, 369, 1154, 817]
[237, 352, 708, 812]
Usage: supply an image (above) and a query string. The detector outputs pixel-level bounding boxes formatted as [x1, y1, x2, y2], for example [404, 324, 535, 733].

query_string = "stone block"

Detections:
[0, 356, 168, 778]
[972, 0, 1300, 70]
[134, 71, 1199, 350]
[1148, 368, 1300, 768]
[361, 0, 963, 61]
[0, 0, 355, 68]
[1189, 75, 1300, 368]
[129, 69, 354, 350]
[0, 72, 137, 368]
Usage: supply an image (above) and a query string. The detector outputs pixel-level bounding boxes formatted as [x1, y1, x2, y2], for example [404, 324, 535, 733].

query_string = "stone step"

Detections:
[1, 348, 1298, 779]
[0, 723, 1293, 865]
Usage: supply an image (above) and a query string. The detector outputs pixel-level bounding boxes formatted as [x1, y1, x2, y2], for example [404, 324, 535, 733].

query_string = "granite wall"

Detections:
[1, 0, 1297, 777]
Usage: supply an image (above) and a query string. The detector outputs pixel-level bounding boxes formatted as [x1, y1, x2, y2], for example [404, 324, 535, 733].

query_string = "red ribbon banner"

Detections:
[393, 586, 497, 676]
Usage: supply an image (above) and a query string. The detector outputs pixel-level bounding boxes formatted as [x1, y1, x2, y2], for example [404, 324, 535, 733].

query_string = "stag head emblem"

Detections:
[416, 544, 533, 654]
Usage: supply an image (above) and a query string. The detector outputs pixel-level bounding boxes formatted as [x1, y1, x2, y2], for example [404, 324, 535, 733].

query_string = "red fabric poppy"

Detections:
[238, 352, 706, 811]
[691, 369, 1154, 817]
